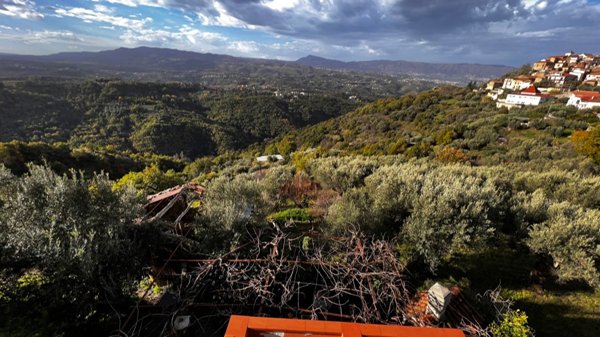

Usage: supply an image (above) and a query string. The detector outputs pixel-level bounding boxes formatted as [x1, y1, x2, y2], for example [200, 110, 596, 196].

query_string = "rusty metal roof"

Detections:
[145, 183, 205, 205]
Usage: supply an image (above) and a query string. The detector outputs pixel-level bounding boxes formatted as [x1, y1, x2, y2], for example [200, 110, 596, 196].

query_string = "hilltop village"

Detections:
[486, 51, 600, 112]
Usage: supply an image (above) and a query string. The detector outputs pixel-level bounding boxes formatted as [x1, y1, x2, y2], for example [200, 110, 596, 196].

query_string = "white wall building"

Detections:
[584, 71, 600, 82]
[502, 77, 533, 91]
[496, 86, 550, 109]
[567, 91, 600, 110]
[570, 69, 587, 81]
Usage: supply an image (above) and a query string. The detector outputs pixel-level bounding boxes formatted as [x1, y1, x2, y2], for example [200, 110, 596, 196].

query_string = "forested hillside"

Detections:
[259, 86, 599, 174]
[1, 81, 600, 337]
[0, 80, 361, 158]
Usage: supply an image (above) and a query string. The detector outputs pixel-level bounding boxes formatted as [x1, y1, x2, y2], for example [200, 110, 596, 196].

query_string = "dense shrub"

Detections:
[310, 156, 380, 193]
[324, 162, 512, 270]
[201, 174, 266, 231]
[490, 309, 533, 337]
[112, 164, 185, 195]
[528, 202, 600, 288]
[0, 165, 147, 333]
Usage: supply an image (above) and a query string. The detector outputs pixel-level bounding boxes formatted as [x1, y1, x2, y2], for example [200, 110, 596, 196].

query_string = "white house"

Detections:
[570, 69, 588, 81]
[548, 72, 578, 87]
[580, 53, 596, 62]
[567, 91, 600, 110]
[256, 154, 285, 163]
[584, 70, 600, 82]
[497, 86, 550, 109]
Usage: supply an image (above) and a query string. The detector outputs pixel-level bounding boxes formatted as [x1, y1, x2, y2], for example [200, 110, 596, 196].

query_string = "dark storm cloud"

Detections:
[0, 0, 43, 20]
[390, 0, 525, 36]
[186, 0, 531, 39]
[26, 0, 599, 64]
[155, 0, 599, 64]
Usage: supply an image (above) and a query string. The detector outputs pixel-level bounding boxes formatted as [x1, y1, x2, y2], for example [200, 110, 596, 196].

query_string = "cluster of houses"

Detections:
[486, 52, 600, 112]
[531, 51, 600, 87]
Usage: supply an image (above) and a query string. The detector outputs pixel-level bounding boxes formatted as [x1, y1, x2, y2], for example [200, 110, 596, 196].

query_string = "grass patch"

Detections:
[509, 129, 545, 139]
[267, 208, 312, 224]
[503, 288, 600, 337]
[444, 247, 600, 337]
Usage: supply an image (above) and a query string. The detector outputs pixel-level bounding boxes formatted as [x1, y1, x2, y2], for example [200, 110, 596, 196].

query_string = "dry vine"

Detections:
[120, 224, 414, 336]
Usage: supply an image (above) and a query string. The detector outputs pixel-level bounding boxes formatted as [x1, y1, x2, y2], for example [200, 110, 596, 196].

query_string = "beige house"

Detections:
[502, 76, 533, 91]
[486, 80, 503, 91]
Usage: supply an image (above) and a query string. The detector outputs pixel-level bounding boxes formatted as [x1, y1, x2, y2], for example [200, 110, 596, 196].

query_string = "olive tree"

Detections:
[310, 156, 380, 193]
[0, 165, 147, 332]
[325, 162, 511, 271]
[201, 173, 266, 231]
[528, 202, 600, 288]
[401, 165, 509, 271]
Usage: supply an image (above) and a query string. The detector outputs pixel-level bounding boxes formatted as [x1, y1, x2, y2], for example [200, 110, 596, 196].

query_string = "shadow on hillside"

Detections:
[514, 297, 600, 337]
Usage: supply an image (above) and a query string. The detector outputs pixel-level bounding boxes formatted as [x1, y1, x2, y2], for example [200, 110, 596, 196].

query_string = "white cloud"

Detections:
[55, 6, 152, 30]
[23, 30, 83, 43]
[94, 4, 114, 14]
[536, 1, 548, 10]
[515, 26, 573, 38]
[197, 1, 255, 29]
[263, 0, 301, 12]
[0, 0, 43, 20]
[104, 0, 169, 7]
[228, 40, 260, 54]
[120, 25, 226, 45]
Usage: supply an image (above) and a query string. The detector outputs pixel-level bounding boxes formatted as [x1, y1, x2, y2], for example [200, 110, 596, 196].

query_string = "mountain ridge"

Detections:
[0, 46, 513, 82]
[296, 54, 514, 80]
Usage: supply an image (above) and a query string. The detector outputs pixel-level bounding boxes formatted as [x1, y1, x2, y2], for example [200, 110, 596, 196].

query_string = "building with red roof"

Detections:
[497, 85, 551, 109]
[567, 91, 600, 110]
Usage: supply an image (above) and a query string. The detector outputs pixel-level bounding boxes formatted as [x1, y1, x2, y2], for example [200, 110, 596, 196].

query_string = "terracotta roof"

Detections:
[573, 90, 600, 96]
[406, 286, 485, 332]
[521, 85, 541, 95]
[519, 86, 549, 97]
[406, 291, 436, 325]
[582, 96, 600, 103]
[572, 91, 600, 103]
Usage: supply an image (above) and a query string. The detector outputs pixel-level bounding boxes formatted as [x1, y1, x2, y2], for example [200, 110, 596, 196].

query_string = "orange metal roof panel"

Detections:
[225, 315, 466, 337]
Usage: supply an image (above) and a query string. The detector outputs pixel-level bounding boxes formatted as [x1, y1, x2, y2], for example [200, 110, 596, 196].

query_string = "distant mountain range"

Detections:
[0, 47, 256, 74]
[296, 55, 514, 81]
[0, 47, 513, 83]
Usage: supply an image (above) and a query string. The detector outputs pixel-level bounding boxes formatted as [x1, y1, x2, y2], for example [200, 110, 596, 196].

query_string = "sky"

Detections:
[0, 0, 599, 66]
